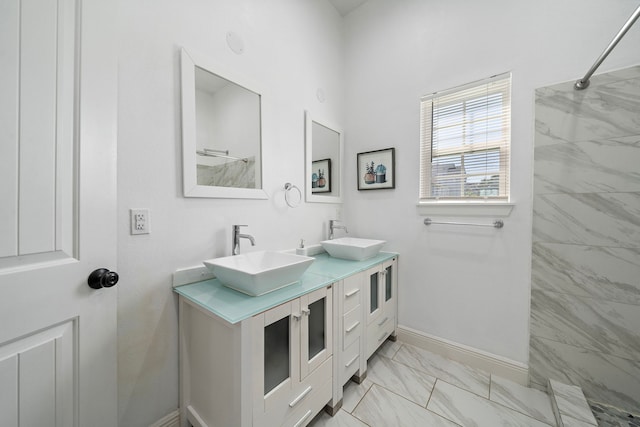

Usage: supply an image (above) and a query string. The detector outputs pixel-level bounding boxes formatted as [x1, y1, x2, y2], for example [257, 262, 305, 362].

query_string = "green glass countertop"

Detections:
[174, 251, 398, 324]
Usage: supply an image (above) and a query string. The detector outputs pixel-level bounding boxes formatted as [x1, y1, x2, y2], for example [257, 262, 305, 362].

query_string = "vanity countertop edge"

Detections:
[174, 251, 398, 324]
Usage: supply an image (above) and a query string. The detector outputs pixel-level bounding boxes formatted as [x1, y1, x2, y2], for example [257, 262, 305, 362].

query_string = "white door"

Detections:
[0, 0, 118, 425]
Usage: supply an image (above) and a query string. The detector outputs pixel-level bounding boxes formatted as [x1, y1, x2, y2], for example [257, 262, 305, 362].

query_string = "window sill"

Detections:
[416, 201, 514, 217]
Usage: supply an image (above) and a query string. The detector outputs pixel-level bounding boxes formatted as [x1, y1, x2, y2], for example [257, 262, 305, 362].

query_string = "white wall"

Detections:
[116, 0, 343, 425]
[342, 0, 640, 364]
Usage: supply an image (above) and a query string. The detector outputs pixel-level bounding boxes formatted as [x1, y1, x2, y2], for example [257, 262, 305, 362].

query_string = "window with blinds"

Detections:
[419, 73, 511, 201]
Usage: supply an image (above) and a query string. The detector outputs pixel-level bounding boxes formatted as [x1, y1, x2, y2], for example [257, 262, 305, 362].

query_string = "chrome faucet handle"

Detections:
[232, 225, 253, 255]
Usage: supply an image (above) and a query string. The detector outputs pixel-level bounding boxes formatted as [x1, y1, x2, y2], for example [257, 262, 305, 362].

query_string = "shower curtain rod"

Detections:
[196, 150, 248, 163]
[575, 4, 640, 90]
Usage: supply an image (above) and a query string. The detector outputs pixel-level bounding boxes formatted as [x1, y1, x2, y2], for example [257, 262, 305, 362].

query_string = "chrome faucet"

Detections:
[232, 225, 255, 255]
[329, 220, 348, 240]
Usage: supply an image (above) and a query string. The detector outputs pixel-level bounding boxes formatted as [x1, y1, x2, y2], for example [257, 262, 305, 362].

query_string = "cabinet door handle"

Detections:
[345, 288, 360, 297]
[292, 313, 301, 321]
[377, 316, 389, 327]
[293, 410, 313, 427]
[345, 355, 359, 367]
[301, 308, 310, 316]
[289, 386, 312, 408]
[378, 332, 388, 343]
[345, 321, 360, 333]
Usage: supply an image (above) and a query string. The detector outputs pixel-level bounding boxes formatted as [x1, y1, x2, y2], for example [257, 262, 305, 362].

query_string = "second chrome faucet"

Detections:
[328, 219, 348, 240]
[232, 225, 255, 255]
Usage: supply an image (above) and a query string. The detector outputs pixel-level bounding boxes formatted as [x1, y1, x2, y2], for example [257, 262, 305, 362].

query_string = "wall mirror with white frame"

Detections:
[180, 47, 267, 199]
[305, 111, 343, 203]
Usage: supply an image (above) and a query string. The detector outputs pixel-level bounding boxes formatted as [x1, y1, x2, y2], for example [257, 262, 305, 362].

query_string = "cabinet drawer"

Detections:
[341, 338, 360, 386]
[282, 378, 332, 427]
[343, 276, 361, 314]
[365, 314, 395, 359]
[256, 356, 332, 426]
[342, 305, 361, 350]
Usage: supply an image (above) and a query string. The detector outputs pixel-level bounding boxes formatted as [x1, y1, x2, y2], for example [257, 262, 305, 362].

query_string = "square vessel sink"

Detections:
[320, 237, 386, 261]
[203, 251, 314, 296]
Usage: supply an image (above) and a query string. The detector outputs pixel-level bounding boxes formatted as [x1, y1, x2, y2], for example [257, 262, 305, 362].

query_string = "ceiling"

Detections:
[327, 0, 369, 16]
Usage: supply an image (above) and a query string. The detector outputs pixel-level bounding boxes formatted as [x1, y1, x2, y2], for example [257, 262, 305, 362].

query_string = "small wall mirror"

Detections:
[305, 111, 343, 203]
[181, 47, 267, 198]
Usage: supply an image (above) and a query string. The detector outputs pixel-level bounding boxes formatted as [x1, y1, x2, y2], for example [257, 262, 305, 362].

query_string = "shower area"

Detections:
[529, 7, 640, 417]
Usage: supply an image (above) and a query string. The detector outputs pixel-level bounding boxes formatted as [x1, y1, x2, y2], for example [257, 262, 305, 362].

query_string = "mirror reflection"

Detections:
[194, 67, 261, 189]
[305, 112, 343, 203]
[310, 122, 340, 196]
[181, 47, 267, 199]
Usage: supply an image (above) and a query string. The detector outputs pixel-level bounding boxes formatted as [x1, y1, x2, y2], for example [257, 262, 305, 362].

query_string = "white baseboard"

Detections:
[397, 325, 529, 385]
[150, 410, 180, 427]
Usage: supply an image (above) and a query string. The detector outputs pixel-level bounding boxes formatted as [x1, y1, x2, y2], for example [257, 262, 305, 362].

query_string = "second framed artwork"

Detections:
[357, 147, 395, 190]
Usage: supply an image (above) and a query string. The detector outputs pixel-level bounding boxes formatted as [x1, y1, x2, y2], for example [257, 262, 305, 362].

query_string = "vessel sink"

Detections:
[320, 237, 386, 261]
[203, 251, 314, 296]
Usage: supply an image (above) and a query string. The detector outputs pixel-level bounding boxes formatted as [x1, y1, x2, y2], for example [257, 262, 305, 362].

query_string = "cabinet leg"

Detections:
[352, 370, 367, 384]
[324, 398, 342, 416]
[389, 331, 398, 342]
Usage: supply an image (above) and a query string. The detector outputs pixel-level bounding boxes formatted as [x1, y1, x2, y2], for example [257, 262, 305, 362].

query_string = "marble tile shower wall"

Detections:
[196, 157, 256, 188]
[530, 65, 640, 414]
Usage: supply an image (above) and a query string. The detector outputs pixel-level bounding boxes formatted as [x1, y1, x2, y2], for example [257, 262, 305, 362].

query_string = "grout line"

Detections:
[345, 379, 372, 416]
[392, 342, 491, 400]
[531, 286, 640, 308]
[437, 378, 557, 426]
[343, 409, 372, 427]
[532, 334, 640, 364]
[373, 383, 432, 410]
[489, 373, 493, 400]
[424, 378, 437, 409]
[422, 380, 464, 427]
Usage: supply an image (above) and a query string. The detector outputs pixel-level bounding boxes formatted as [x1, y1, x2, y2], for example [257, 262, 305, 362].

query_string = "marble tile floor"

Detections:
[591, 402, 640, 427]
[310, 340, 561, 427]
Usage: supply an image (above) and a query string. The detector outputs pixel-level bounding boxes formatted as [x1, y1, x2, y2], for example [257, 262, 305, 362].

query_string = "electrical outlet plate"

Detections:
[130, 209, 150, 235]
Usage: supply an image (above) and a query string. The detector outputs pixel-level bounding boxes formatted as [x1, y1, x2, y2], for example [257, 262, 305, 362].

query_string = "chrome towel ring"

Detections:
[284, 183, 302, 208]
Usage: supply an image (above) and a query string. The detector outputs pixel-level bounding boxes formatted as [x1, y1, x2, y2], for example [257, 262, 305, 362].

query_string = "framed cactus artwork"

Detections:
[357, 147, 395, 190]
[311, 158, 332, 193]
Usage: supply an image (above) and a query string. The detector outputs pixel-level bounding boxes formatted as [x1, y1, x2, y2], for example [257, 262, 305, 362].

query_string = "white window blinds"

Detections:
[420, 73, 511, 201]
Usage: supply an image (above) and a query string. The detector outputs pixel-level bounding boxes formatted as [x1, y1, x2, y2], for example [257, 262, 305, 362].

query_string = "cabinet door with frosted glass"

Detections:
[252, 299, 301, 414]
[364, 265, 383, 325]
[381, 257, 397, 319]
[300, 286, 333, 379]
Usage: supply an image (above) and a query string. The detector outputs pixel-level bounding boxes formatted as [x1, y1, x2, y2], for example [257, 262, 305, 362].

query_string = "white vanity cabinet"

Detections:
[364, 256, 398, 359]
[178, 285, 333, 427]
[176, 252, 398, 426]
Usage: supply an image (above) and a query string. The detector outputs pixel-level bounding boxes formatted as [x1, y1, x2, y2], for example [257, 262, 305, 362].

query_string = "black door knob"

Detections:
[88, 268, 119, 289]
